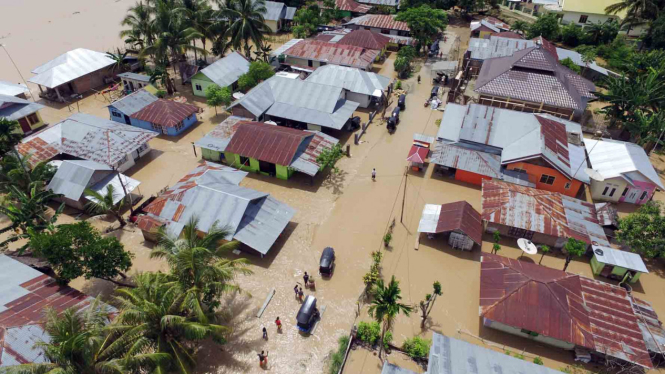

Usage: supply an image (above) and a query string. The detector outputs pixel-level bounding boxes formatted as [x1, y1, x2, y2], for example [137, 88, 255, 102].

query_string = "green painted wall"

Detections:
[590, 256, 604, 275]
[591, 255, 642, 283]
[191, 73, 215, 97]
[276, 165, 289, 180]
[202, 148, 223, 162]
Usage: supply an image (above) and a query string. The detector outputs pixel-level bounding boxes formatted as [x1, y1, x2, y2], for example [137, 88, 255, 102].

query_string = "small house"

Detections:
[590, 245, 648, 283]
[335, 29, 390, 59]
[343, 15, 410, 38]
[17, 113, 158, 172]
[130, 99, 199, 136]
[117, 72, 151, 93]
[470, 17, 511, 39]
[191, 52, 250, 97]
[281, 39, 379, 71]
[0, 94, 46, 136]
[135, 162, 295, 257]
[108, 89, 159, 125]
[304, 64, 389, 108]
[417, 201, 482, 250]
[263, 1, 297, 32]
[325, 0, 371, 17]
[585, 139, 664, 205]
[195, 117, 339, 179]
[47, 160, 141, 210]
[0, 81, 29, 98]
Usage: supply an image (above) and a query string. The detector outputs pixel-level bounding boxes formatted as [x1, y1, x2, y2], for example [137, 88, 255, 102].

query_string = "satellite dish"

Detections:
[585, 168, 604, 181]
[517, 238, 538, 255]
[594, 248, 604, 256]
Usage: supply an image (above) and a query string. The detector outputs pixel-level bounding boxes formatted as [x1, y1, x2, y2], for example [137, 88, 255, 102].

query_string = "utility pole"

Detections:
[0, 43, 36, 102]
[114, 167, 134, 215]
[401, 166, 407, 223]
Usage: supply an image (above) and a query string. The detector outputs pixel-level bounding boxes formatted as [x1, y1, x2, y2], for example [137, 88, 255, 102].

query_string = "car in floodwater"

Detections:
[296, 295, 319, 333]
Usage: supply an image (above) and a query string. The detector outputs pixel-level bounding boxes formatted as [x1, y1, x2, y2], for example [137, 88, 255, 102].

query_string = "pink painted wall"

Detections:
[618, 180, 657, 205]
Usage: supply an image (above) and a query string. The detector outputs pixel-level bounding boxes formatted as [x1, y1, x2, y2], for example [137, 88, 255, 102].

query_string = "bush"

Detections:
[402, 336, 430, 359]
[560, 57, 581, 74]
[395, 80, 402, 90]
[398, 46, 417, 60]
[357, 321, 381, 345]
[155, 90, 166, 98]
[328, 335, 350, 374]
[383, 232, 392, 246]
[514, 353, 524, 360]
[237, 74, 257, 91]
[383, 331, 393, 350]
[533, 357, 544, 365]
[561, 23, 585, 47]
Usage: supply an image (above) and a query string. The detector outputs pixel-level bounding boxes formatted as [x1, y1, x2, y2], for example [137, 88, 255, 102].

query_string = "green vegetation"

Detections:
[617, 201, 665, 258]
[383, 330, 393, 350]
[527, 13, 560, 40]
[316, 143, 344, 173]
[491, 231, 501, 254]
[538, 245, 550, 265]
[534, 356, 544, 365]
[357, 321, 381, 345]
[395, 5, 448, 54]
[560, 57, 582, 74]
[328, 335, 351, 374]
[419, 281, 442, 327]
[369, 275, 413, 359]
[402, 336, 430, 359]
[237, 61, 275, 91]
[205, 84, 233, 114]
[293, 4, 324, 38]
[363, 251, 382, 289]
[84, 184, 128, 228]
[383, 232, 393, 247]
[563, 238, 587, 271]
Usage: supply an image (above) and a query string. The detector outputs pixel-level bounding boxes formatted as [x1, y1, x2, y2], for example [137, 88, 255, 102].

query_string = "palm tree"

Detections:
[254, 41, 273, 63]
[151, 216, 252, 313]
[109, 272, 230, 374]
[510, 20, 529, 35]
[584, 21, 604, 44]
[120, 1, 155, 50]
[368, 275, 412, 359]
[605, 0, 660, 31]
[84, 184, 127, 228]
[180, 0, 215, 63]
[147, 58, 176, 94]
[107, 47, 130, 74]
[0, 118, 29, 178]
[223, 0, 271, 59]
[0, 154, 56, 196]
[1, 298, 168, 374]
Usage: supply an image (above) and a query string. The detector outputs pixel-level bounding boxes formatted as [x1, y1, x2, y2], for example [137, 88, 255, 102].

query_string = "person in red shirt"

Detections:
[275, 316, 282, 332]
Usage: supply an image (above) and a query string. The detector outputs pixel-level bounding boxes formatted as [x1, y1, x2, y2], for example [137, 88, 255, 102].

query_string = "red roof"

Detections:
[131, 99, 199, 128]
[338, 29, 391, 51]
[536, 116, 571, 175]
[135, 214, 166, 233]
[350, 14, 410, 32]
[225, 122, 312, 166]
[336, 0, 371, 13]
[406, 144, 428, 163]
[480, 253, 654, 368]
[491, 31, 524, 39]
[283, 40, 379, 70]
[436, 201, 483, 245]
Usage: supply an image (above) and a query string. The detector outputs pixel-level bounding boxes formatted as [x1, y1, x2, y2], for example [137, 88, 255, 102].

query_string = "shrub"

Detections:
[371, 250, 383, 265]
[155, 90, 166, 98]
[398, 46, 417, 60]
[383, 232, 392, 246]
[560, 57, 581, 74]
[533, 357, 544, 365]
[514, 353, 524, 360]
[328, 335, 350, 374]
[402, 336, 430, 359]
[395, 80, 402, 90]
[383, 331, 393, 350]
[357, 321, 381, 345]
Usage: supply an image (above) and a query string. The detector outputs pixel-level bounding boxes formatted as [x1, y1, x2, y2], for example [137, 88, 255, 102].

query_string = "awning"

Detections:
[431, 60, 458, 75]
[407, 145, 429, 163]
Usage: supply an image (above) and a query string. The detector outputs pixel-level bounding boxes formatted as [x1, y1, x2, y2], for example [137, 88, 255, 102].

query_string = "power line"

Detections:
[0, 43, 36, 102]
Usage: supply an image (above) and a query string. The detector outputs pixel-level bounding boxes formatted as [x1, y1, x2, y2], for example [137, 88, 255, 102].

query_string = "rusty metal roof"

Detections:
[283, 40, 379, 70]
[225, 122, 311, 166]
[406, 145, 428, 164]
[595, 202, 618, 228]
[17, 113, 158, 167]
[630, 296, 665, 356]
[431, 142, 502, 178]
[0, 255, 104, 366]
[418, 201, 483, 245]
[337, 0, 372, 12]
[131, 99, 199, 128]
[337, 29, 391, 51]
[480, 253, 654, 369]
[345, 15, 410, 32]
[481, 180, 609, 246]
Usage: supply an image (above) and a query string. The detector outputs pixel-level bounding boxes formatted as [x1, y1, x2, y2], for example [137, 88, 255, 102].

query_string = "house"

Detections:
[470, 17, 511, 39]
[191, 52, 251, 97]
[117, 72, 151, 93]
[465, 35, 618, 80]
[481, 179, 610, 248]
[479, 252, 661, 369]
[344, 15, 410, 37]
[540, 0, 647, 37]
[129, 99, 199, 136]
[0, 81, 29, 98]
[324, 0, 371, 17]
[585, 139, 664, 205]
[227, 76, 360, 131]
[417, 201, 483, 250]
[17, 113, 158, 172]
[317, 28, 415, 49]
[28, 48, 116, 102]
[281, 39, 379, 71]
[195, 117, 338, 179]
[355, 0, 399, 8]
[433, 104, 589, 197]
[590, 245, 648, 283]
[135, 162, 296, 256]
[262, 1, 297, 32]
[108, 89, 159, 124]
[472, 39, 596, 121]
[305, 65, 389, 108]
[47, 160, 141, 210]
[0, 254, 114, 367]
[336, 29, 391, 58]
[0, 94, 46, 136]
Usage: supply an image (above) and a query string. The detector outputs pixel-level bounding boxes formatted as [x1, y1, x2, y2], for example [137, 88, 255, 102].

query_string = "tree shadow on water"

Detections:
[321, 169, 348, 196]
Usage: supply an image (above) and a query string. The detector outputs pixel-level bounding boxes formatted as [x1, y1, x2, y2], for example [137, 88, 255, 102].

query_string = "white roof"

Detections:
[305, 64, 390, 97]
[418, 204, 442, 233]
[592, 245, 649, 273]
[585, 138, 665, 189]
[199, 52, 250, 88]
[0, 81, 28, 97]
[29, 48, 115, 89]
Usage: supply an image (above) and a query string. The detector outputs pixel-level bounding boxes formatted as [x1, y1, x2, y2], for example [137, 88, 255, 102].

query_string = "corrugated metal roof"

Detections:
[631, 297, 665, 356]
[471, 17, 511, 33]
[29, 48, 115, 89]
[47, 160, 139, 203]
[417, 201, 483, 245]
[413, 133, 434, 145]
[595, 202, 618, 227]
[337, 29, 391, 50]
[225, 122, 311, 166]
[264, 1, 286, 21]
[431, 142, 502, 178]
[285, 6, 297, 19]
[199, 52, 250, 88]
[569, 144, 590, 184]
[381, 362, 417, 374]
[305, 64, 390, 96]
[17, 113, 158, 167]
[117, 72, 151, 82]
[481, 179, 610, 246]
[195, 116, 248, 152]
[270, 39, 304, 57]
[427, 333, 562, 374]
[0, 81, 28, 97]
[345, 14, 409, 31]
[585, 139, 665, 189]
[406, 145, 428, 163]
[480, 253, 654, 369]
[290, 130, 339, 176]
[334, 0, 371, 12]
[138, 162, 295, 254]
[592, 245, 649, 273]
[131, 99, 198, 128]
[431, 60, 458, 75]
[283, 40, 378, 70]
[468, 36, 535, 60]
[0, 94, 45, 121]
[356, 0, 399, 7]
[556, 47, 614, 77]
[108, 89, 158, 116]
[0, 255, 111, 366]
[86, 172, 140, 205]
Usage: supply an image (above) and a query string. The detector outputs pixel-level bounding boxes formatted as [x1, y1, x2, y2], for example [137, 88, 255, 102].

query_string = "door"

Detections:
[259, 160, 276, 176]
[600, 265, 613, 277]
[124, 115, 131, 125]
[18, 118, 32, 133]
[625, 188, 641, 203]
[129, 81, 135, 91]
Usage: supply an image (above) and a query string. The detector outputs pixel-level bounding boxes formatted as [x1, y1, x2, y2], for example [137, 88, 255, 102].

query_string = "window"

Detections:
[112, 111, 123, 118]
[512, 168, 527, 174]
[136, 143, 148, 154]
[116, 154, 128, 166]
[508, 227, 534, 239]
[579, 15, 588, 23]
[640, 191, 648, 200]
[320, 62, 327, 66]
[174, 121, 184, 132]
[308, 60, 313, 67]
[239, 156, 250, 166]
[27, 113, 40, 125]
[564, 182, 571, 189]
[622, 188, 628, 196]
[609, 188, 616, 197]
[123, 80, 128, 86]
[364, 27, 371, 31]
[602, 186, 609, 196]
[381, 29, 390, 34]
[152, 124, 164, 133]
[195, 84, 202, 91]
[521, 328, 539, 337]
[539, 174, 555, 185]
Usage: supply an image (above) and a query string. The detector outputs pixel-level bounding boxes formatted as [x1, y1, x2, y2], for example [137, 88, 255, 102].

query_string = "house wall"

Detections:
[202, 148, 225, 163]
[191, 73, 215, 98]
[231, 104, 258, 119]
[486, 222, 559, 247]
[590, 256, 642, 283]
[590, 178, 627, 203]
[285, 55, 370, 71]
[130, 113, 197, 136]
[484, 319, 576, 350]
[455, 169, 491, 186]
[224, 151, 261, 173]
[108, 106, 130, 124]
[276, 164, 290, 180]
[121, 78, 149, 93]
[506, 162, 582, 197]
[590, 255, 604, 275]
[53, 196, 86, 211]
[15, 111, 45, 135]
[618, 179, 657, 205]
[346, 91, 371, 108]
[115, 143, 151, 173]
[70, 67, 114, 94]
[477, 94, 576, 121]
[266, 19, 280, 33]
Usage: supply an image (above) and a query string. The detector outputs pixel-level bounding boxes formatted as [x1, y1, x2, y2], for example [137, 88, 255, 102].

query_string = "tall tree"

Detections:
[223, 0, 271, 59]
[510, 20, 530, 35]
[395, 5, 448, 54]
[85, 184, 128, 228]
[527, 13, 560, 40]
[120, 1, 154, 50]
[368, 275, 412, 359]
[0, 154, 56, 196]
[562, 238, 587, 271]
[605, 0, 660, 31]
[418, 281, 442, 328]
[180, 0, 214, 63]
[616, 201, 665, 258]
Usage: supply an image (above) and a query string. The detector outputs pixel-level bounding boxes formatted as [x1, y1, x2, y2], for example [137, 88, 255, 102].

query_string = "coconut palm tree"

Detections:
[180, 0, 215, 63]
[510, 20, 529, 35]
[84, 184, 127, 228]
[120, 1, 155, 50]
[0, 154, 56, 196]
[0, 118, 29, 179]
[605, 0, 660, 31]
[368, 275, 412, 359]
[223, 0, 271, 59]
[151, 216, 252, 313]
[108, 272, 230, 374]
[107, 47, 130, 74]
